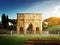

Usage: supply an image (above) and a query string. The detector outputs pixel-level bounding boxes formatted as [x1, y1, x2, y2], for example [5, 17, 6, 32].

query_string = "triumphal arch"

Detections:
[17, 13, 42, 34]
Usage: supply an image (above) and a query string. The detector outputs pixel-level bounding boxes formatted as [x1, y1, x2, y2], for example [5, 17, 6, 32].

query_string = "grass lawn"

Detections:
[0, 34, 60, 45]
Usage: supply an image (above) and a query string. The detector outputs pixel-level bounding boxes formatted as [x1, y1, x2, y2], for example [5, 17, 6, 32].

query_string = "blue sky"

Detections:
[0, 0, 60, 21]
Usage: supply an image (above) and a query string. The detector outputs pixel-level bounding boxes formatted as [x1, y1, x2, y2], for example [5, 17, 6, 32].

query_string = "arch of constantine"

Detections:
[16, 13, 42, 34]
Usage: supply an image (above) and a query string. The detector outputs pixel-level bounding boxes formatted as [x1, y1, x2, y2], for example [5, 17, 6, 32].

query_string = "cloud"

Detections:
[20, 0, 60, 20]
[48, 5, 60, 17]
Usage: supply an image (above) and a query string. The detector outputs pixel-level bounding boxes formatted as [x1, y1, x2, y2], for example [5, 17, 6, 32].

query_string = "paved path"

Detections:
[23, 39, 60, 45]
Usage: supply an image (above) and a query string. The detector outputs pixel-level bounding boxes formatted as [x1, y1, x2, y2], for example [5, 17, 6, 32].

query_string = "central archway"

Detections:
[26, 23, 33, 34]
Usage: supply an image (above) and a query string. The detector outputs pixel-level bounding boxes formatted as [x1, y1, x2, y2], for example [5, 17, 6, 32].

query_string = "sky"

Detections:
[0, 0, 60, 21]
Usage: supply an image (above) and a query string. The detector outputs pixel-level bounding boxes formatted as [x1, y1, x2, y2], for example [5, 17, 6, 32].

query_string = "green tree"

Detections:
[8, 19, 16, 30]
[0, 22, 2, 29]
[43, 17, 60, 31]
[45, 25, 60, 31]
[1, 14, 8, 29]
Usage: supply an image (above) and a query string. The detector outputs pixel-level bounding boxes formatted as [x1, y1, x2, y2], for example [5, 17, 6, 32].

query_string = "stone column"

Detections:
[33, 27, 36, 34]
[24, 29, 26, 34]
[17, 26, 20, 34]
[39, 23, 42, 34]
[39, 29, 42, 34]
[24, 25, 26, 34]
[24, 20, 26, 34]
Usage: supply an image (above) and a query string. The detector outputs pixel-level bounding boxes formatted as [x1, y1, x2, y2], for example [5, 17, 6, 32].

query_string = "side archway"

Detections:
[36, 27, 39, 34]
[20, 27, 24, 34]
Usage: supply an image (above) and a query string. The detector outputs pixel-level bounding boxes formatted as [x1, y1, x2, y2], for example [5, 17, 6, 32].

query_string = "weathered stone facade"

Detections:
[17, 13, 42, 34]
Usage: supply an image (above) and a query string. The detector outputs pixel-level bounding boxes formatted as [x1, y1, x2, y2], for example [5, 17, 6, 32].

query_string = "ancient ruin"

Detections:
[16, 13, 42, 34]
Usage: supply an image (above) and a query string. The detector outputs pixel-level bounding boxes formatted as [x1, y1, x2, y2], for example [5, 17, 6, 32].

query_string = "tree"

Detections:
[1, 13, 17, 31]
[43, 17, 60, 27]
[8, 19, 16, 24]
[8, 19, 16, 30]
[45, 25, 60, 31]
[43, 17, 60, 31]
[0, 22, 2, 29]
[1, 14, 8, 29]
[42, 22, 48, 30]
